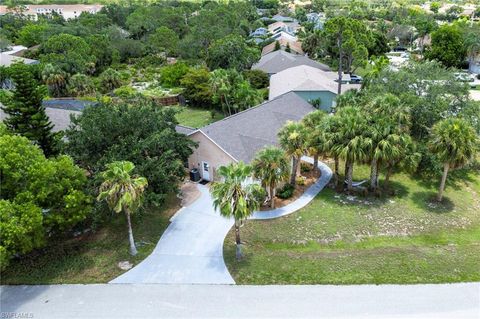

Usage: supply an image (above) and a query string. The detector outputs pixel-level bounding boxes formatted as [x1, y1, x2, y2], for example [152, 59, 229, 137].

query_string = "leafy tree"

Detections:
[65, 99, 196, 205]
[242, 69, 269, 89]
[40, 33, 94, 74]
[1, 63, 57, 156]
[17, 23, 48, 47]
[42, 63, 67, 97]
[147, 26, 179, 56]
[68, 73, 95, 97]
[322, 16, 371, 94]
[426, 24, 466, 68]
[252, 147, 289, 208]
[180, 67, 212, 107]
[98, 68, 122, 93]
[206, 34, 260, 71]
[429, 118, 478, 202]
[86, 34, 114, 73]
[278, 121, 308, 186]
[210, 162, 264, 260]
[98, 161, 148, 256]
[412, 14, 437, 53]
[210, 68, 263, 116]
[0, 128, 91, 269]
[160, 62, 189, 88]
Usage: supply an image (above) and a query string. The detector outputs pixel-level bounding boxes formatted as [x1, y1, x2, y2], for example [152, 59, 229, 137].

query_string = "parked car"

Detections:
[350, 74, 363, 84]
[454, 72, 475, 82]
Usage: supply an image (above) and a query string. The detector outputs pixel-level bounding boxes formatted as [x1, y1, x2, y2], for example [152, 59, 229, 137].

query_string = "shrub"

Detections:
[277, 183, 295, 199]
[296, 176, 306, 185]
[301, 162, 312, 173]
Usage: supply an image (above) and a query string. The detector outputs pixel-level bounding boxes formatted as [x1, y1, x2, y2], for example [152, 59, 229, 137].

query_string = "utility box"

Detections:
[189, 168, 200, 182]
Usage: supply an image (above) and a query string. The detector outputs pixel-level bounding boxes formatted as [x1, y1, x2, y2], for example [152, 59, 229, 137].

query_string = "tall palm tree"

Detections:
[332, 107, 370, 192]
[429, 118, 478, 202]
[252, 147, 290, 209]
[278, 121, 308, 186]
[302, 110, 326, 172]
[210, 162, 264, 260]
[97, 161, 148, 256]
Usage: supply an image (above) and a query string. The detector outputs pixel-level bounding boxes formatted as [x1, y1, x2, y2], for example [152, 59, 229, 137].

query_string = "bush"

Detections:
[243, 69, 269, 89]
[296, 176, 306, 185]
[277, 183, 295, 199]
[301, 162, 312, 173]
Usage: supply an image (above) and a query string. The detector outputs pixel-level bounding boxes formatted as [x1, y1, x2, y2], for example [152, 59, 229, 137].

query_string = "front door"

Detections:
[201, 161, 210, 181]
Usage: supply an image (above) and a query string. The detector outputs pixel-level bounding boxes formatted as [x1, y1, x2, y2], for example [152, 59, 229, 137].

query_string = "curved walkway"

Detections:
[111, 158, 332, 284]
[251, 156, 332, 220]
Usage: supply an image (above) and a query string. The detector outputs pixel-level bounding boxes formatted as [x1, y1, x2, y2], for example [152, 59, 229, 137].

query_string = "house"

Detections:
[271, 14, 296, 22]
[250, 27, 268, 38]
[469, 53, 480, 74]
[0, 99, 95, 132]
[0, 4, 103, 20]
[186, 92, 316, 181]
[252, 50, 330, 76]
[267, 21, 300, 36]
[268, 65, 359, 111]
[262, 38, 304, 56]
[0, 52, 39, 89]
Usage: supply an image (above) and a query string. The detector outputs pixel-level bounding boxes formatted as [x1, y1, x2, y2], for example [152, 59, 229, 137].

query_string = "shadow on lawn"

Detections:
[411, 191, 455, 214]
[416, 168, 478, 192]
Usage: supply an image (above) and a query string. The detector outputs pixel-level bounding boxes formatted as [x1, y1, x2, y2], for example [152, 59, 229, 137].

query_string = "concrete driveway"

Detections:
[1, 283, 479, 318]
[110, 185, 235, 284]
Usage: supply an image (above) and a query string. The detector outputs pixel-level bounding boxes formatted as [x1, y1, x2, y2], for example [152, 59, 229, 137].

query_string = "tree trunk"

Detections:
[384, 167, 392, 189]
[234, 220, 242, 260]
[334, 156, 339, 186]
[337, 35, 343, 95]
[370, 159, 378, 191]
[437, 163, 450, 202]
[270, 184, 276, 209]
[290, 156, 298, 185]
[125, 211, 137, 256]
[313, 154, 319, 172]
[346, 161, 353, 192]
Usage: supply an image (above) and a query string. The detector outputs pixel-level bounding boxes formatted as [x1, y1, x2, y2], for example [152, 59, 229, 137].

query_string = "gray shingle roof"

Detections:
[195, 92, 316, 163]
[252, 50, 331, 75]
[175, 124, 195, 135]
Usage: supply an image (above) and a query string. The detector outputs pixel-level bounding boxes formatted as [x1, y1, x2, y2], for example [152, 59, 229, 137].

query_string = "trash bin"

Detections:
[189, 168, 200, 182]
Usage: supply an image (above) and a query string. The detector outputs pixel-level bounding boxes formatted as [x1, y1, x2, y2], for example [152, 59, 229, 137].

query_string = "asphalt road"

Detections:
[1, 283, 479, 319]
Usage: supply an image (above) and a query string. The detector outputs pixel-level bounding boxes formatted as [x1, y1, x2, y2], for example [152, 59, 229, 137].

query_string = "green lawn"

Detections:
[172, 106, 224, 129]
[224, 162, 480, 284]
[1, 195, 179, 284]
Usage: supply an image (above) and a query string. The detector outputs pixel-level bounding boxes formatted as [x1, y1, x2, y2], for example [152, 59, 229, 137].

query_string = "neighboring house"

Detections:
[0, 4, 103, 20]
[306, 12, 325, 30]
[186, 92, 316, 181]
[268, 65, 359, 111]
[262, 38, 304, 56]
[252, 50, 330, 76]
[271, 14, 296, 22]
[1, 52, 39, 89]
[469, 52, 480, 74]
[0, 99, 94, 132]
[267, 21, 299, 36]
[250, 27, 268, 38]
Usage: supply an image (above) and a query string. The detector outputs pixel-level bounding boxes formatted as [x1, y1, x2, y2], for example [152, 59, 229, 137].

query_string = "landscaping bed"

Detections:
[224, 163, 480, 284]
[1, 195, 180, 284]
[260, 162, 320, 211]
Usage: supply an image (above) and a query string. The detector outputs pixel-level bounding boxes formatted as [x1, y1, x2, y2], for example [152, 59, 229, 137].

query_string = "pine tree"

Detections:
[274, 41, 281, 51]
[1, 63, 57, 156]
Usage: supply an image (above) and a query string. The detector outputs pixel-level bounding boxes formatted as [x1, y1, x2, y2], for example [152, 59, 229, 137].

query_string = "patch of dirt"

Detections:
[260, 163, 321, 211]
[179, 181, 201, 207]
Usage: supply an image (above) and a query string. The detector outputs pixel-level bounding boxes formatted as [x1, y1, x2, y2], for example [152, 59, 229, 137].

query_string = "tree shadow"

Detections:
[411, 191, 455, 214]
[415, 168, 478, 192]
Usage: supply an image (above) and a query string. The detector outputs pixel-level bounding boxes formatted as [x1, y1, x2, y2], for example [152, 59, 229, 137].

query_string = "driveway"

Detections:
[111, 158, 332, 284]
[110, 185, 235, 284]
[1, 283, 479, 318]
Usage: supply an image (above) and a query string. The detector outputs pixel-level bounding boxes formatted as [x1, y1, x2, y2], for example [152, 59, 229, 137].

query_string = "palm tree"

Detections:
[302, 110, 326, 172]
[252, 147, 290, 209]
[332, 107, 370, 192]
[429, 118, 478, 202]
[210, 162, 264, 260]
[97, 161, 148, 256]
[42, 64, 67, 97]
[278, 121, 308, 186]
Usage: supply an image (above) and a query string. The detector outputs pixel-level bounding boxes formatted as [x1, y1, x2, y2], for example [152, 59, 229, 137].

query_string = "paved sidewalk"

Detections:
[1, 283, 479, 319]
[251, 156, 332, 220]
[110, 185, 235, 284]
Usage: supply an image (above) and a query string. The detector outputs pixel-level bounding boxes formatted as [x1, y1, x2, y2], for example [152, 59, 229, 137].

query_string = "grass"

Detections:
[0, 195, 180, 284]
[172, 106, 224, 128]
[224, 162, 480, 285]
